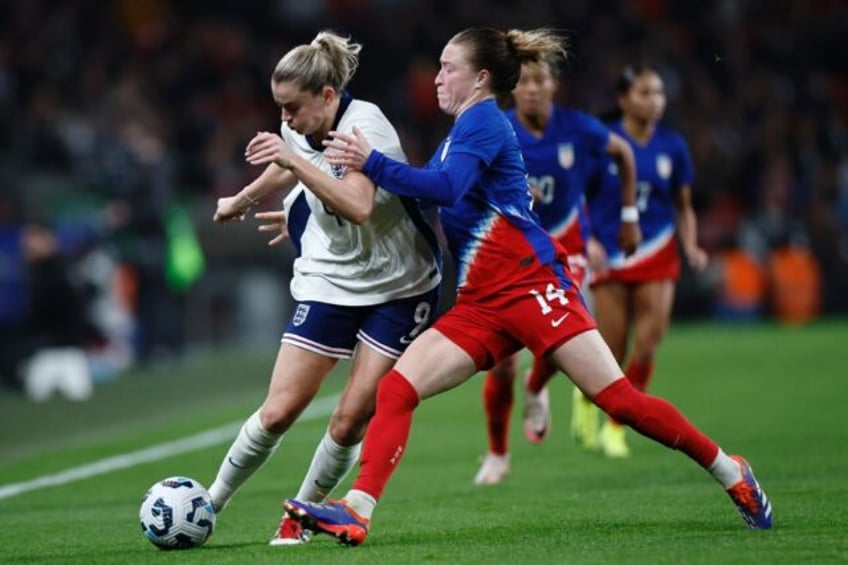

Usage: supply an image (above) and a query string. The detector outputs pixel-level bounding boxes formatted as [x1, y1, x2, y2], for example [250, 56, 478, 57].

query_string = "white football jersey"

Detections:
[280, 97, 441, 306]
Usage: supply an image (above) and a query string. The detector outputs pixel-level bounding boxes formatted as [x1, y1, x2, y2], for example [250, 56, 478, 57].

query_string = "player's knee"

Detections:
[489, 360, 517, 381]
[641, 320, 668, 352]
[633, 334, 661, 360]
[328, 410, 370, 445]
[258, 403, 298, 434]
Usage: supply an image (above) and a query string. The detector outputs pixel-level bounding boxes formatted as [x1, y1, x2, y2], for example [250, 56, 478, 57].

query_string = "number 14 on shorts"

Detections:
[529, 284, 571, 327]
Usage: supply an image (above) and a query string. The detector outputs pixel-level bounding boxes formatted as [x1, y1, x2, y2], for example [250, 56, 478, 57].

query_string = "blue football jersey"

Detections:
[427, 100, 569, 296]
[590, 121, 694, 267]
[506, 107, 610, 255]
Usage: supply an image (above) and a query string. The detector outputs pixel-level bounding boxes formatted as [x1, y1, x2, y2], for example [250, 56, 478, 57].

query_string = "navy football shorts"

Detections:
[281, 287, 440, 359]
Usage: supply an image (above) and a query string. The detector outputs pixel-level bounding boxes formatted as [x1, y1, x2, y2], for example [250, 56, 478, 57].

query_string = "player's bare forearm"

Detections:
[674, 199, 707, 271]
[288, 156, 376, 225]
[213, 164, 296, 223]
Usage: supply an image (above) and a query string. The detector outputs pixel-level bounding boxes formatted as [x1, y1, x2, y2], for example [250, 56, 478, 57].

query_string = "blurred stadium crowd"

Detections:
[0, 0, 846, 395]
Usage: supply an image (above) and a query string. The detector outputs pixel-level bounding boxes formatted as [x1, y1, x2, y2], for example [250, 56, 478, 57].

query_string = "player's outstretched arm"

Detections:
[213, 161, 297, 223]
[606, 132, 641, 255]
[326, 128, 481, 206]
[674, 185, 708, 271]
[247, 131, 377, 225]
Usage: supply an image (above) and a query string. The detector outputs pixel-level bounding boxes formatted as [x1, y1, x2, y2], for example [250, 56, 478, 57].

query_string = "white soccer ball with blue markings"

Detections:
[139, 476, 216, 550]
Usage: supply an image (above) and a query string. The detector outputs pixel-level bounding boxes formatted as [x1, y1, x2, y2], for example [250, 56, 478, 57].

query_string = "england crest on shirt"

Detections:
[330, 163, 346, 179]
[292, 303, 311, 326]
[558, 143, 574, 169]
[656, 153, 673, 180]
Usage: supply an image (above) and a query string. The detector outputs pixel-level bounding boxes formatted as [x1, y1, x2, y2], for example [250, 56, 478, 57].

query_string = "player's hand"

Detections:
[618, 221, 641, 256]
[214, 195, 249, 223]
[323, 127, 373, 171]
[255, 210, 290, 246]
[245, 132, 295, 170]
[685, 245, 708, 272]
[587, 236, 608, 277]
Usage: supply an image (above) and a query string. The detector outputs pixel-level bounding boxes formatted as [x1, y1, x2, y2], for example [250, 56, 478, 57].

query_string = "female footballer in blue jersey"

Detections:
[580, 65, 710, 458]
[474, 56, 641, 485]
[284, 28, 771, 545]
[209, 31, 441, 546]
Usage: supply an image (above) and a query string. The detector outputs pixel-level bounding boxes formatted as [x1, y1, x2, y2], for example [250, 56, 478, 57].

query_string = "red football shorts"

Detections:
[591, 236, 680, 286]
[433, 261, 596, 371]
[565, 253, 588, 289]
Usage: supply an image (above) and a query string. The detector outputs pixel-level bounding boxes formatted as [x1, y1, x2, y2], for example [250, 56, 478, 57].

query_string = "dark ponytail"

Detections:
[599, 64, 657, 123]
[450, 27, 567, 97]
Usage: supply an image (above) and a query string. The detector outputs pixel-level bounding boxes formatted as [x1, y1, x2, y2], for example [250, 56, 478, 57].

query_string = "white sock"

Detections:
[295, 431, 362, 501]
[208, 410, 282, 512]
[343, 489, 377, 521]
[708, 448, 743, 488]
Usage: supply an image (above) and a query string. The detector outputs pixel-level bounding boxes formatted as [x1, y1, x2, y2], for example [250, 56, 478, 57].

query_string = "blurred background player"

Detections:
[284, 28, 772, 545]
[474, 55, 640, 485]
[577, 65, 709, 458]
[207, 31, 441, 545]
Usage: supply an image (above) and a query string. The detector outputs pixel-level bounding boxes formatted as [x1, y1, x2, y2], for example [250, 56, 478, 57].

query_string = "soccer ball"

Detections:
[139, 476, 216, 550]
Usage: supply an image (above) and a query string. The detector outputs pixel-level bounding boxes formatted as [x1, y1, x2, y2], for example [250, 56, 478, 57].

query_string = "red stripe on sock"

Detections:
[625, 359, 654, 392]
[483, 371, 513, 455]
[526, 357, 556, 394]
[352, 370, 419, 500]
[593, 377, 719, 467]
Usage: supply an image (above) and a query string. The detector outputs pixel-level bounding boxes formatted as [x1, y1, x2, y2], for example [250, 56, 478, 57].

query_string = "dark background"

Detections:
[0, 0, 845, 375]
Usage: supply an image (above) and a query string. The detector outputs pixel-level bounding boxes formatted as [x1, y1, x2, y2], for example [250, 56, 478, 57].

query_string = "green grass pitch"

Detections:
[0, 320, 847, 563]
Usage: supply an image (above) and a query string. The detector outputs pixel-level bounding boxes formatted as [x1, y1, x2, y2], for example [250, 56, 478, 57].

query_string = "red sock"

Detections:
[483, 371, 514, 455]
[352, 370, 419, 500]
[593, 377, 719, 467]
[526, 357, 556, 394]
[626, 358, 654, 392]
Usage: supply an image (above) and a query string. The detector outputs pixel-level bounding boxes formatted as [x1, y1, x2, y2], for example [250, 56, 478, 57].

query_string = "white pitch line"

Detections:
[0, 393, 340, 501]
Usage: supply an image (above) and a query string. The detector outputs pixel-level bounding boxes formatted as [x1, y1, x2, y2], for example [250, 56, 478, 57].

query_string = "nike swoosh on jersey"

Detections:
[551, 312, 570, 327]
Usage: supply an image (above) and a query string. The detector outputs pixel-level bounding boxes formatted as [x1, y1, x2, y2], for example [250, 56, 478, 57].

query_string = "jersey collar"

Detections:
[305, 90, 353, 152]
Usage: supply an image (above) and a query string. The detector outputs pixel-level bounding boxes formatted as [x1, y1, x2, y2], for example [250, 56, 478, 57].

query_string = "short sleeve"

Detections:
[671, 133, 695, 189]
